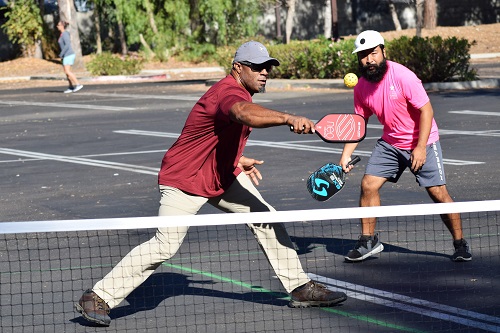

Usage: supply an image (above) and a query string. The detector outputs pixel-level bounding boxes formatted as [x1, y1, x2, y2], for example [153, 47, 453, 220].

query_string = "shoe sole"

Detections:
[452, 256, 472, 262]
[74, 303, 110, 327]
[288, 295, 347, 308]
[345, 243, 384, 262]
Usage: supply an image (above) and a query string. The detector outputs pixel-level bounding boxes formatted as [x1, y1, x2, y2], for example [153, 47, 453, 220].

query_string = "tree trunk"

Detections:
[324, 0, 331, 39]
[389, 1, 402, 31]
[58, 0, 84, 70]
[285, 0, 296, 44]
[113, 1, 128, 56]
[139, 33, 154, 57]
[424, 0, 437, 29]
[144, 0, 158, 34]
[415, 0, 424, 37]
[275, 1, 282, 40]
[330, 0, 339, 41]
[34, 0, 44, 59]
[94, 3, 102, 54]
[34, 39, 44, 59]
[117, 18, 127, 56]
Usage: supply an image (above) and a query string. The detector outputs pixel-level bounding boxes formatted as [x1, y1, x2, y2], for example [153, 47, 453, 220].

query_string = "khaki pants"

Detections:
[93, 173, 310, 308]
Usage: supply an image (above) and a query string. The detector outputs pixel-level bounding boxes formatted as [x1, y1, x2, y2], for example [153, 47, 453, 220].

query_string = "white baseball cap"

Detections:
[352, 30, 385, 54]
[233, 41, 280, 66]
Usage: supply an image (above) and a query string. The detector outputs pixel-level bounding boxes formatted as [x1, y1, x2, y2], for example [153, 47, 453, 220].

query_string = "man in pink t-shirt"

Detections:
[340, 30, 471, 263]
[76, 41, 347, 327]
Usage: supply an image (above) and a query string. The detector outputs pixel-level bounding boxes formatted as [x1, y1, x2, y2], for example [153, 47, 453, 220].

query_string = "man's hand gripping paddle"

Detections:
[291, 114, 366, 143]
[307, 156, 361, 201]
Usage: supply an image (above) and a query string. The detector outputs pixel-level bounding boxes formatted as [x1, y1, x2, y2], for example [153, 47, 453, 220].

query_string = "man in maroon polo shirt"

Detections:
[76, 41, 347, 326]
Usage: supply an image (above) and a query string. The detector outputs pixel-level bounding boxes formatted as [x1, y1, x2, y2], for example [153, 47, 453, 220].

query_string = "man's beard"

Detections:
[359, 58, 388, 83]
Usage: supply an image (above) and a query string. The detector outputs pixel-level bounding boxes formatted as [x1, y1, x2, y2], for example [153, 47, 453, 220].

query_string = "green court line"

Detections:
[0, 251, 263, 276]
[163, 262, 428, 333]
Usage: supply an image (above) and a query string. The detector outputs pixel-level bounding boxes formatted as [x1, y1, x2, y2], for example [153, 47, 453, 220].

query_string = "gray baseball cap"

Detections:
[233, 41, 280, 66]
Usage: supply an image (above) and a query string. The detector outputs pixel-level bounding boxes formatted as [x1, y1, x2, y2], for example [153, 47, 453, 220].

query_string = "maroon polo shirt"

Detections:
[158, 75, 252, 197]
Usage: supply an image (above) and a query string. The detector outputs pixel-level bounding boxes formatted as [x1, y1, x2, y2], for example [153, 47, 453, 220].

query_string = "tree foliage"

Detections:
[1, 0, 44, 57]
[89, 0, 262, 61]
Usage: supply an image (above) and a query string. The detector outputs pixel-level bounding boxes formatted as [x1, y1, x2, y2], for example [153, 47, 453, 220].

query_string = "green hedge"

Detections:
[86, 52, 144, 76]
[386, 36, 477, 82]
[268, 38, 358, 79]
[215, 36, 477, 83]
[214, 38, 358, 80]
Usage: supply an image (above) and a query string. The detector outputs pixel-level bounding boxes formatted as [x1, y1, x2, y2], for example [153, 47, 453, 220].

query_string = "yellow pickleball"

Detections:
[344, 73, 358, 88]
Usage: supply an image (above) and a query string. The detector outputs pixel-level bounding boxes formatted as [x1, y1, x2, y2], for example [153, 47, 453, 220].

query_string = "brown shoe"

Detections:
[289, 281, 347, 308]
[75, 289, 111, 326]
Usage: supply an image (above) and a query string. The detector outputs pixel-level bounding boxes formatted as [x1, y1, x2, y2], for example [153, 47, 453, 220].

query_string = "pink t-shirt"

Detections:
[158, 75, 252, 197]
[354, 60, 439, 149]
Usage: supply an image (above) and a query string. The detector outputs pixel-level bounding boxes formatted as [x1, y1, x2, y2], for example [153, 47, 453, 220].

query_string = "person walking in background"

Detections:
[56, 20, 83, 94]
[340, 30, 472, 263]
[75, 41, 347, 327]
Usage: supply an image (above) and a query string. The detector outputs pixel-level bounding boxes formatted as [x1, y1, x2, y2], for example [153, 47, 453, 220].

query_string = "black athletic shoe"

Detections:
[345, 233, 384, 262]
[452, 238, 472, 262]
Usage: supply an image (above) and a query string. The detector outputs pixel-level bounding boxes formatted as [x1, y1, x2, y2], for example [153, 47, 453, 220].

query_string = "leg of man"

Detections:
[212, 173, 310, 292]
[346, 140, 402, 262]
[87, 187, 207, 311]
[426, 185, 463, 240]
[344, 175, 386, 262]
[359, 174, 387, 235]
[415, 141, 471, 261]
[212, 173, 346, 307]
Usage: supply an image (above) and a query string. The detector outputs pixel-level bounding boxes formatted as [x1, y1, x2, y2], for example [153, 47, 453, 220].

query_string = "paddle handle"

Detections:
[347, 156, 361, 167]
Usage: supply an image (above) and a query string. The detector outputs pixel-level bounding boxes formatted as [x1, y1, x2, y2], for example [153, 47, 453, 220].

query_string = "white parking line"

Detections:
[78, 92, 200, 101]
[78, 92, 273, 103]
[310, 273, 500, 332]
[0, 148, 158, 175]
[114, 129, 484, 166]
[439, 129, 500, 137]
[0, 100, 135, 111]
[367, 123, 500, 138]
[449, 110, 500, 117]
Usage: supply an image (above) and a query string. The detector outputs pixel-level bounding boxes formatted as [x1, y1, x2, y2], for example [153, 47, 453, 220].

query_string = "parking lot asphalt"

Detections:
[0, 57, 499, 333]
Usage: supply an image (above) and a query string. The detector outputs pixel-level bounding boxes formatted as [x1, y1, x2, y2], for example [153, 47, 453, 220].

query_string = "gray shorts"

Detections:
[365, 139, 446, 187]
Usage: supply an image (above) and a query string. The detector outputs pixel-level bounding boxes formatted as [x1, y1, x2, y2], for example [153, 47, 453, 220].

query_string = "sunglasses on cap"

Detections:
[239, 61, 273, 73]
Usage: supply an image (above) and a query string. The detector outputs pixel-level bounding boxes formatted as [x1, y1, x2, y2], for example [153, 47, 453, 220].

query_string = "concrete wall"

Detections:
[260, 0, 499, 40]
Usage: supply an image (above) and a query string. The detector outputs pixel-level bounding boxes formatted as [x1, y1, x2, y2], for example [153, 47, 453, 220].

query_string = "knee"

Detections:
[360, 177, 380, 196]
[154, 227, 187, 259]
[426, 185, 453, 203]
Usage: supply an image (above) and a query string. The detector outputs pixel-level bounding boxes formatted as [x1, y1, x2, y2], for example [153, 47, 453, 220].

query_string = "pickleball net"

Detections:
[1, 200, 499, 333]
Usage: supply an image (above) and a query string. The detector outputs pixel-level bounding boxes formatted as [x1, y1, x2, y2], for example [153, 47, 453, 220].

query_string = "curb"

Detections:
[423, 78, 500, 91]
[470, 53, 500, 59]
[266, 79, 347, 90]
[17, 75, 500, 91]
[27, 74, 172, 82]
[2, 64, 499, 91]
